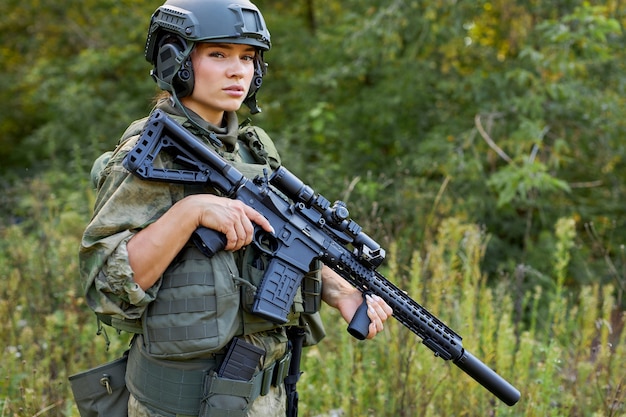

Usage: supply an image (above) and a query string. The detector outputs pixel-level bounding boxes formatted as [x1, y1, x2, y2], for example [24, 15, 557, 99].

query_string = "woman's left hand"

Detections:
[342, 291, 393, 339]
[321, 265, 393, 339]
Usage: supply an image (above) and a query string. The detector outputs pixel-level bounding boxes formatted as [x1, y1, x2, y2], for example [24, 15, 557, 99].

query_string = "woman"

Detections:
[79, 1, 392, 416]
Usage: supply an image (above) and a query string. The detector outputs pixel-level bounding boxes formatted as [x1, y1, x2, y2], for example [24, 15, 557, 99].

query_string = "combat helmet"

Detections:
[145, 0, 271, 113]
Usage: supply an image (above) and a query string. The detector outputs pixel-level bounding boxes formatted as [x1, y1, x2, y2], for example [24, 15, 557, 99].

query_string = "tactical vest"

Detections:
[104, 113, 323, 360]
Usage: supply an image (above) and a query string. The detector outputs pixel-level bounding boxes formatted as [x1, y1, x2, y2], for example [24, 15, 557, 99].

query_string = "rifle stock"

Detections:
[122, 109, 521, 406]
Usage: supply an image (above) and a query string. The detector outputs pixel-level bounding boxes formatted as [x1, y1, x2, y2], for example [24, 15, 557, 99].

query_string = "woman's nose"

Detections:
[227, 58, 245, 78]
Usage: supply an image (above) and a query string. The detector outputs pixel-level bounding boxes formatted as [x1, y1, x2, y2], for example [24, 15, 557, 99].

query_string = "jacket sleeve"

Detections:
[79, 131, 181, 319]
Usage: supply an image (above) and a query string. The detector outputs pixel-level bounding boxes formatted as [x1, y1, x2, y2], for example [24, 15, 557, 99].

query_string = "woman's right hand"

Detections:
[186, 194, 274, 251]
[128, 194, 274, 290]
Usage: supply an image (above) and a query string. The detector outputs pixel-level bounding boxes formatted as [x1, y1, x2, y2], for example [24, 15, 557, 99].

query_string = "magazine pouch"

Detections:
[198, 338, 265, 417]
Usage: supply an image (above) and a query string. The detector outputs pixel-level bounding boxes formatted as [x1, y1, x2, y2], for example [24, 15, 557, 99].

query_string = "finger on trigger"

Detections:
[245, 206, 273, 234]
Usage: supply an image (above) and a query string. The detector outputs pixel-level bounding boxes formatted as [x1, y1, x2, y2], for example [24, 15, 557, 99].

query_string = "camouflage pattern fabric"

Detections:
[80, 100, 256, 326]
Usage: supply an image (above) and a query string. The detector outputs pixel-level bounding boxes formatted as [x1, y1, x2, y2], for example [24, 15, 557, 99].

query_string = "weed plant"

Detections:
[0, 179, 624, 416]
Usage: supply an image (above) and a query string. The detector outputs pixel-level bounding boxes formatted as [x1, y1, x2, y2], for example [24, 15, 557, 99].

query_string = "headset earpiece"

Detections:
[172, 57, 194, 98]
[154, 35, 195, 98]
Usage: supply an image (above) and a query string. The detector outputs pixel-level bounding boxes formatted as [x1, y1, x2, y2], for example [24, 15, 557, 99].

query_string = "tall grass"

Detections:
[0, 176, 131, 416]
[299, 218, 625, 417]
[0, 180, 624, 416]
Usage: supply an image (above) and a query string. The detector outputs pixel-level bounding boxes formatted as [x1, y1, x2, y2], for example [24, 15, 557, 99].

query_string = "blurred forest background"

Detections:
[1, 0, 625, 416]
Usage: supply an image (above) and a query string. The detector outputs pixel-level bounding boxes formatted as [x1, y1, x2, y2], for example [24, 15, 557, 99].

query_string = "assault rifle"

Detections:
[123, 109, 521, 406]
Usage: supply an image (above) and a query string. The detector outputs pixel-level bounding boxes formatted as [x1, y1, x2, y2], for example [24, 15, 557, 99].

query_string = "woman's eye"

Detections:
[242, 55, 255, 61]
[209, 51, 225, 58]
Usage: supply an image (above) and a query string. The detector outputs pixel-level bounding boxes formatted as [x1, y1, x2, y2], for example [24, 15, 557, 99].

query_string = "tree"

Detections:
[0, 0, 162, 176]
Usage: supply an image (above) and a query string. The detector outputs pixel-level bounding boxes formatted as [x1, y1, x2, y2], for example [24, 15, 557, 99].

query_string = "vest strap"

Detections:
[149, 295, 217, 315]
[147, 322, 220, 343]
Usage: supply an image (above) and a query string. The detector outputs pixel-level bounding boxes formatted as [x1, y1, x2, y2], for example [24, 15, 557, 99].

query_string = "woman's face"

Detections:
[181, 42, 257, 125]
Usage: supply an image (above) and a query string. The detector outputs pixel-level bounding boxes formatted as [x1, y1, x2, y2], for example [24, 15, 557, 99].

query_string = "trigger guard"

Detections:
[253, 229, 279, 255]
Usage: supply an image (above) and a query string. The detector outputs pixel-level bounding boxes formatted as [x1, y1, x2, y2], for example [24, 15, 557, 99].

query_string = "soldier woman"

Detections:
[79, 1, 392, 416]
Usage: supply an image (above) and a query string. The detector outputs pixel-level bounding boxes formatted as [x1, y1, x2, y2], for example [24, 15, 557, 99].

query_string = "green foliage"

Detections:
[0, 0, 161, 175]
[2, 0, 626, 290]
[0, 175, 131, 416]
[253, 1, 626, 295]
[299, 218, 625, 417]
[486, 156, 571, 209]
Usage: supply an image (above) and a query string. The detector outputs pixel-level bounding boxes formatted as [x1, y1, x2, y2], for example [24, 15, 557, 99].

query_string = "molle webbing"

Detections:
[126, 339, 219, 416]
[142, 245, 293, 359]
[146, 271, 218, 343]
[126, 338, 292, 417]
[148, 295, 217, 316]
[142, 248, 242, 359]
[149, 271, 218, 315]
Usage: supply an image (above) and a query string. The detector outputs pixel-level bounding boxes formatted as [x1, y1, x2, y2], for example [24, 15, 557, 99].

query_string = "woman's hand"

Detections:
[128, 194, 273, 290]
[321, 265, 393, 339]
[191, 194, 274, 251]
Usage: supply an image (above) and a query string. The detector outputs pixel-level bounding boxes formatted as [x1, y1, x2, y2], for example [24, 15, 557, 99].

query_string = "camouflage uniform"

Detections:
[79, 99, 304, 417]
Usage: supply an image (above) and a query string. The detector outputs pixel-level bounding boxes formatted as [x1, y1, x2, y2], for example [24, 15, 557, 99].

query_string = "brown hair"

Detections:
[152, 90, 171, 105]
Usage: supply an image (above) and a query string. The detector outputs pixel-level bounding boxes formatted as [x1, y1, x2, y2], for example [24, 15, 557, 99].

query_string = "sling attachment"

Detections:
[99, 374, 113, 395]
[285, 327, 306, 417]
